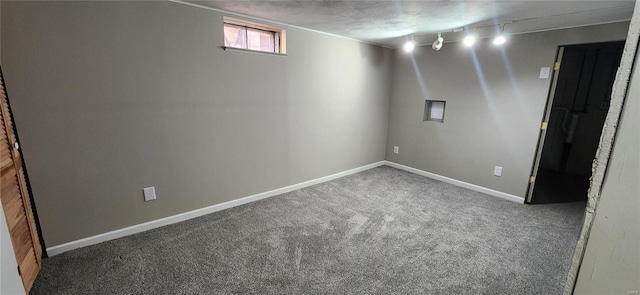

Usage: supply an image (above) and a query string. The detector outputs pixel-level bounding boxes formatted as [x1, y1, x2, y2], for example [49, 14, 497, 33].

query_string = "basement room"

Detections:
[1, 0, 638, 294]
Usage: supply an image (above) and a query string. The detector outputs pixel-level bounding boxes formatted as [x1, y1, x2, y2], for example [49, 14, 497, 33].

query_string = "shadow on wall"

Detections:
[360, 43, 387, 68]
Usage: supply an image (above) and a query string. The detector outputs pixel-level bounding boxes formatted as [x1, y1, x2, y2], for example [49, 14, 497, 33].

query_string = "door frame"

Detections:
[525, 47, 564, 204]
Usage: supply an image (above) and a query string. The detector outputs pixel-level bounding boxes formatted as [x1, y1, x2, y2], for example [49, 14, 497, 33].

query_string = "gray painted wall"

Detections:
[1, 1, 392, 246]
[574, 40, 640, 294]
[386, 22, 630, 197]
[1, 209, 26, 295]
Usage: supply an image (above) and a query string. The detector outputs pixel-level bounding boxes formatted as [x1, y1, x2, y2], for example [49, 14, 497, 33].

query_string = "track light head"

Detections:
[403, 39, 416, 52]
[463, 34, 476, 47]
[432, 33, 444, 51]
[493, 24, 507, 45]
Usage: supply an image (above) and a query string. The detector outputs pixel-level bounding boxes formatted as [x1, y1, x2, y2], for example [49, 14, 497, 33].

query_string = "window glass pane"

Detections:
[224, 24, 247, 49]
[429, 101, 445, 120]
[247, 28, 275, 52]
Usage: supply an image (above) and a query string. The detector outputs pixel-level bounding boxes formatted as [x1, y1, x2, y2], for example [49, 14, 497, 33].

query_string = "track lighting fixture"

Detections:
[401, 22, 509, 52]
[432, 33, 444, 51]
[403, 37, 416, 53]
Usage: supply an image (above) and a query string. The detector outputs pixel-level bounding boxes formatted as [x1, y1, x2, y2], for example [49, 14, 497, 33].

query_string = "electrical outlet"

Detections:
[393, 146, 399, 154]
[493, 166, 503, 177]
[143, 186, 156, 201]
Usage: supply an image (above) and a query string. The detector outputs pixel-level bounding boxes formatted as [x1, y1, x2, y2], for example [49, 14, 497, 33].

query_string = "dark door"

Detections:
[530, 41, 624, 204]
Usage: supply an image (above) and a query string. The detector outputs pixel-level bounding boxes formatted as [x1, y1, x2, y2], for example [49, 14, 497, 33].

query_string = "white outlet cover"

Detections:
[143, 186, 156, 201]
[539, 67, 551, 79]
[393, 146, 399, 154]
[493, 166, 503, 177]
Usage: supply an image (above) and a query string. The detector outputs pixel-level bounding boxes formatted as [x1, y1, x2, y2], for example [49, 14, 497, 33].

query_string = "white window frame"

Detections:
[222, 17, 287, 55]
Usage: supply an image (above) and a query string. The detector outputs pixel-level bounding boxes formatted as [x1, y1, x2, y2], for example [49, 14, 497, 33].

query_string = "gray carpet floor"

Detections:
[31, 166, 585, 294]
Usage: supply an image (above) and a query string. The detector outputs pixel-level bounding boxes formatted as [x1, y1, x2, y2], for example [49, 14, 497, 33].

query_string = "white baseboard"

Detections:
[383, 161, 525, 204]
[46, 161, 386, 256]
[46, 160, 523, 256]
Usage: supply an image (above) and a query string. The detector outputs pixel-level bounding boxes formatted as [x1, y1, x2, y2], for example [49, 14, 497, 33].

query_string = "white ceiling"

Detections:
[188, 0, 635, 48]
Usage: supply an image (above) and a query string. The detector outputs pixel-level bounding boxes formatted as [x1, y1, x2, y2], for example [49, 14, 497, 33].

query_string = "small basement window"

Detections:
[223, 17, 286, 54]
[424, 100, 446, 122]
